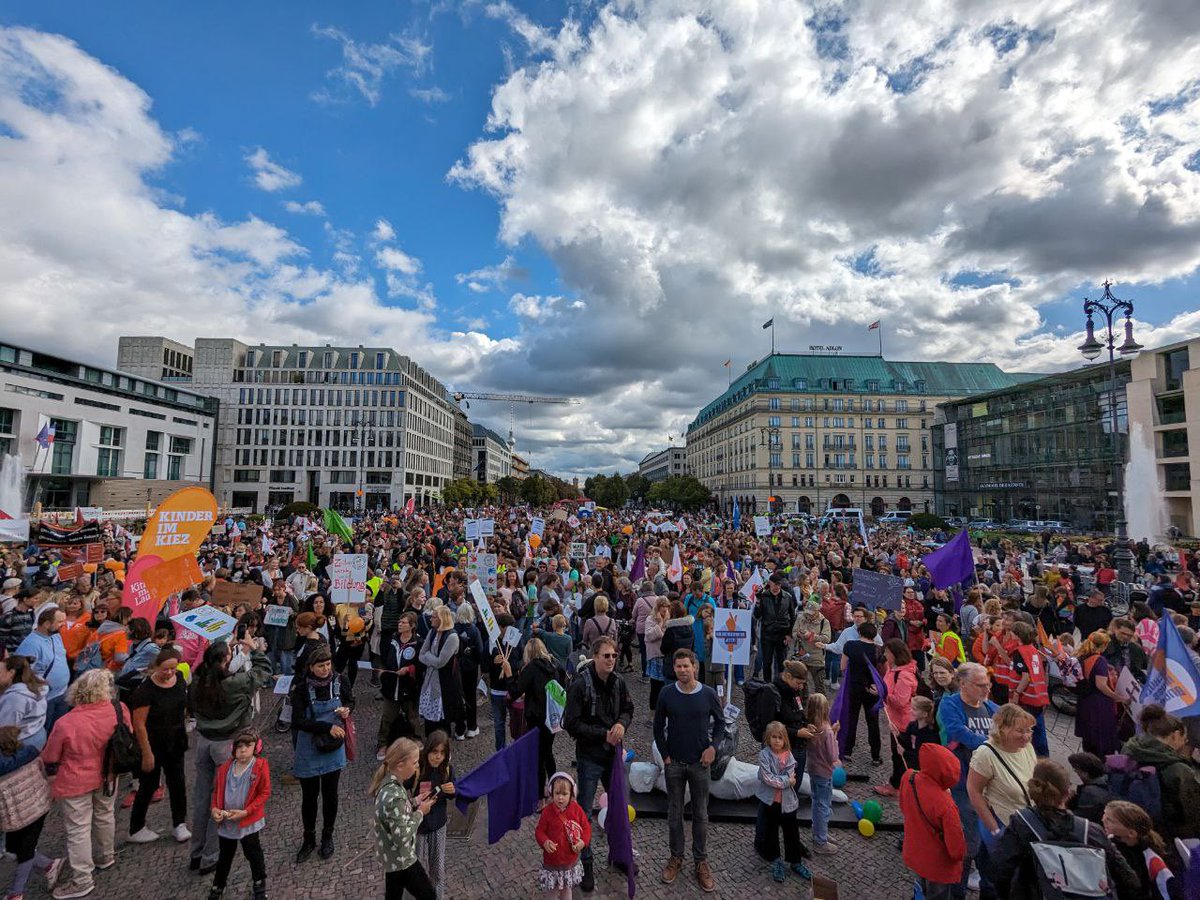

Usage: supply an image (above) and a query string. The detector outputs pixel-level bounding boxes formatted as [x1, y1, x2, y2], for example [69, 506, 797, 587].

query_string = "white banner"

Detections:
[479, 518, 495, 536]
[464, 519, 480, 541]
[330, 553, 369, 605]
[0, 519, 30, 543]
[754, 515, 772, 537]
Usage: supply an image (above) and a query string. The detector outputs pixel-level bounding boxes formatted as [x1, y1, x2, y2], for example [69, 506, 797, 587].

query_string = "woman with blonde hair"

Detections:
[966, 703, 1036, 892]
[418, 607, 462, 738]
[1074, 630, 1124, 756]
[42, 668, 130, 899]
[372, 738, 437, 900]
[502, 638, 565, 800]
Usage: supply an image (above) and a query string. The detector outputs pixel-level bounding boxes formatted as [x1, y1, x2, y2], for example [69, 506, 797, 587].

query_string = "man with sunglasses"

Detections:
[563, 634, 634, 893]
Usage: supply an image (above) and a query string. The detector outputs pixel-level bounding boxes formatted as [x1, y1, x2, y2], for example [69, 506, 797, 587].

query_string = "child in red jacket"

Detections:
[209, 729, 272, 900]
[899, 743, 966, 900]
[535, 771, 591, 899]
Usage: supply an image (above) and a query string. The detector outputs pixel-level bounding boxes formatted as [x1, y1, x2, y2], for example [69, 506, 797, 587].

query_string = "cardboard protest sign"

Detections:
[502, 625, 522, 648]
[850, 569, 904, 611]
[469, 580, 502, 649]
[56, 563, 85, 581]
[170, 604, 238, 642]
[330, 554, 368, 605]
[569, 542, 587, 561]
[137, 486, 218, 562]
[754, 516, 772, 537]
[212, 581, 266, 610]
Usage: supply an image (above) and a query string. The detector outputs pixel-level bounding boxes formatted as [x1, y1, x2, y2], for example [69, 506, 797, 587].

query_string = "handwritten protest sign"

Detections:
[330, 554, 368, 605]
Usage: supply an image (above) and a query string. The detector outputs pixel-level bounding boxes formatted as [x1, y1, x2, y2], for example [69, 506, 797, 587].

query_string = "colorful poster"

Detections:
[330, 553, 369, 605]
[466, 551, 498, 594]
[170, 604, 238, 641]
[140, 554, 204, 605]
[138, 486, 218, 562]
[264, 604, 293, 627]
[469, 580, 502, 649]
[711, 608, 752, 666]
[530, 517, 545, 537]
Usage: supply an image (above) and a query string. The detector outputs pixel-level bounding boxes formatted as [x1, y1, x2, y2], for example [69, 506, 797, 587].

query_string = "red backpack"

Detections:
[821, 596, 846, 632]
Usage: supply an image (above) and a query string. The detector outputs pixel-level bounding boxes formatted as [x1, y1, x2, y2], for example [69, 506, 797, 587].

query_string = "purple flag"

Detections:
[606, 743, 638, 898]
[629, 543, 646, 583]
[922, 528, 975, 589]
[454, 728, 541, 843]
[951, 585, 964, 615]
[831, 656, 889, 757]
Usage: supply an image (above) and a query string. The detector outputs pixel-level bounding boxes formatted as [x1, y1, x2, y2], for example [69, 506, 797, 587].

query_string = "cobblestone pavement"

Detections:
[4, 672, 1084, 900]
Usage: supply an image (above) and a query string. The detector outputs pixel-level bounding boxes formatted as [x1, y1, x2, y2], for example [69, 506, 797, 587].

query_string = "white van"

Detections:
[878, 511, 913, 524]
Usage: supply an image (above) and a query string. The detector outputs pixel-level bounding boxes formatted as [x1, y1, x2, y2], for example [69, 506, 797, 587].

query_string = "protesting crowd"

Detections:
[0, 495, 1197, 900]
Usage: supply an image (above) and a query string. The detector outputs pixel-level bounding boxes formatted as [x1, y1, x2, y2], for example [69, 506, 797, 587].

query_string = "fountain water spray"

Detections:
[0, 455, 24, 517]
[1124, 422, 1164, 543]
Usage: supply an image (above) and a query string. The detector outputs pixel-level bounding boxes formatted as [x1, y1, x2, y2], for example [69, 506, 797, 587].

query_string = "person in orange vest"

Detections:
[1008, 622, 1050, 757]
[982, 615, 1020, 705]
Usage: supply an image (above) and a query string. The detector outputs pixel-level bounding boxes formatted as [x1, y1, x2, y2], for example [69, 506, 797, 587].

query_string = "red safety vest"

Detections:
[988, 637, 1019, 689]
[1013, 644, 1049, 708]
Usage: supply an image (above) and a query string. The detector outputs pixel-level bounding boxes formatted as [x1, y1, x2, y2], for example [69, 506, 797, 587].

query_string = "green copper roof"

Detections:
[689, 353, 1037, 430]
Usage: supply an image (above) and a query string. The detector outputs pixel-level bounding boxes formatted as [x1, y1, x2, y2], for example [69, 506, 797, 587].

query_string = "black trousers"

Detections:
[334, 641, 364, 688]
[299, 770, 341, 834]
[843, 685, 881, 761]
[214, 832, 266, 888]
[130, 747, 188, 832]
[754, 800, 805, 863]
[535, 724, 556, 796]
[385, 862, 436, 900]
[888, 733, 907, 789]
[458, 662, 479, 734]
[6, 813, 46, 862]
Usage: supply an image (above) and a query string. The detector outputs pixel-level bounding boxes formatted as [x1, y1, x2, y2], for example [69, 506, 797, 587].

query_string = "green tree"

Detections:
[647, 475, 711, 511]
[441, 478, 483, 507]
[520, 475, 558, 506]
[495, 476, 523, 503]
[588, 472, 629, 508]
[624, 472, 651, 503]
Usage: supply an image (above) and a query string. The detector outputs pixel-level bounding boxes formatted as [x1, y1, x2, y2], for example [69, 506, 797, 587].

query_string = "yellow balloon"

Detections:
[858, 818, 875, 837]
[627, 804, 636, 823]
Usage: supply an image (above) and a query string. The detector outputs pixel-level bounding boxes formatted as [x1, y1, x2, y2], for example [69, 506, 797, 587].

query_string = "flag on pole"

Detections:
[732, 497, 741, 531]
[606, 743, 638, 898]
[322, 507, 354, 545]
[666, 545, 683, 584]
[922, 529, 975, 589]
[404, 496, 415, 515]
[1144, 847, 1175, 899]
[761, 318, 773, 330]
[868, 320, 880, 330]
[307, 543, 318, 570]
[261, 534, 275, 555]
[35, 421, 55, 449]
[1140, 613, 1200, 718]
[629, 544, 646, 583]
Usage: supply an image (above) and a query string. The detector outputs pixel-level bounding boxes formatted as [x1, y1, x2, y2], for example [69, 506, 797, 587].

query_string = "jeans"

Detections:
[824, 650, 840, 686]
[760, 638, 786, 682]
[44, 694, 68, 734]
[59, 788, 116, 891]
[951, 785, 983, 900]
[920, 879, 955, 900]
[489, 694, 508, 751]
[637, 634, 647, 675]
[576, 755, 610, 865]
[809, 775, 832, 846]
[265, 625, 294, 675]
[665, 761, 710, 862]
[190, 734, 232, 866]
[1022, 704, 1049, 757]
[214, 832, 266, 889]
[130, 747, 188, 832]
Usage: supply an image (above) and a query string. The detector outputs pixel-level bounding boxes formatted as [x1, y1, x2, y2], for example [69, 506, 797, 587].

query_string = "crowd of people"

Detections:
[0, 503, 1196, 899]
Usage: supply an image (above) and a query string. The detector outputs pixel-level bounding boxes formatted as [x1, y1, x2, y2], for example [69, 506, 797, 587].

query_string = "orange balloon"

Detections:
[622, 525, 633, 535]
[347, 615, 365, 634]
[103, 559, 123, 571]
[82, 563, 98, 573]
[529, 534, 542, 549]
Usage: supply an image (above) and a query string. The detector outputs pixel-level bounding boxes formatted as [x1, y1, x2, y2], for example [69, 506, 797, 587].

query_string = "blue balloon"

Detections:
[851, 801, 863, 819]
[832, 767, 847, 788]
[624, 749, 635, 764]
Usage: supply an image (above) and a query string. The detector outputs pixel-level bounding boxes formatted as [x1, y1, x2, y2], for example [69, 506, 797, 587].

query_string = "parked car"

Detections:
[944, 516, 968, 528]
[967, 518, 997, 530]
[878, 510, 913, 525]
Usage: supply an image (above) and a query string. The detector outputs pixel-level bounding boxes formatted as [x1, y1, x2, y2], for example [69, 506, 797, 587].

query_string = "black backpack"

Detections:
[103, 699, 141, 792]
[742, 678, 779, 742]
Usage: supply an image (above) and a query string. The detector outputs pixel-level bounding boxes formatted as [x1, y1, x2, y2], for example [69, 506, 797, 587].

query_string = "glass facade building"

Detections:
[933, 360, 1131, 530]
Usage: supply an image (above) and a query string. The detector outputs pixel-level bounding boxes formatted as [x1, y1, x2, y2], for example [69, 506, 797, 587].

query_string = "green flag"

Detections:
[322, 507, 354, 545]
[307, 543, 318, 570]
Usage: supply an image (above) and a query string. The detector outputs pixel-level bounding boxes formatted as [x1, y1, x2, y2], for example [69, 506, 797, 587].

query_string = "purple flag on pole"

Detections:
[922, 528, 975, 589]
[629, 543, 646, 583]
[607, 743, 638, 898]
[831, 657, 889, 757]
[454, 729, 542, 843]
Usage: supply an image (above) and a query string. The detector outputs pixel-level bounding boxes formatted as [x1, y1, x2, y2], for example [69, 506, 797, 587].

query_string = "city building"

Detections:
[687, 353, 1033, 517]
[1, 341, 217, 512]
[116, 336, 195, 381]
[1127, 337, 1200, 536]
[511, 453, 529, 480]
[452, 403, 474, 482]
[639, 443, 688, 482]
[932, 360, 1131, 530]
[118, 338, 457, 512]
[472, 423, 511, 484]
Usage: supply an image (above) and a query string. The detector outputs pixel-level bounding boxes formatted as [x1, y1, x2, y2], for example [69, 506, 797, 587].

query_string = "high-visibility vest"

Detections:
[1013, 644, 1049, 707]
[989, 638, 1020, 689]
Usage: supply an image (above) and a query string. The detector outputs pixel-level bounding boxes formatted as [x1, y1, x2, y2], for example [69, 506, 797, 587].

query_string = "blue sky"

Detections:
[1, 2, 1198, 477]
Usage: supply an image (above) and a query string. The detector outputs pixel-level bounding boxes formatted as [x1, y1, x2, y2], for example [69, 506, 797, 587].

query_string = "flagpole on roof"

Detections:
[879, 320, 883, 357]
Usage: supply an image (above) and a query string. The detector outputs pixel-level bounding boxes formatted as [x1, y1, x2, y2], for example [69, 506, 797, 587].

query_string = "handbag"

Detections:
[344, 714, 357, 762]
[0, 759, 51, 832]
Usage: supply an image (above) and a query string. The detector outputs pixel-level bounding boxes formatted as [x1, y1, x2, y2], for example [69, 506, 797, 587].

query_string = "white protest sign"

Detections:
[466, 551, 498, 594]
[739, 569, 764, 605]
[273, 675, 294, 695]
[530, 517, 545, 537]
[593, 544, 612, 559]
[723, 703, 742, 722]
[464, 519, 480, 541]
[567, 515, 580, 529]
[569, 542, 588, 561]
[470, 580, 502, 649]
[754, 516, 772, 537]
[330, 553, 368, 605]
[1115, 666, 1140, 702]
[710, 607, 752, 666]
[264, 604, 292, 627]
[170, 605, 238, 642]
[479, 518, 495, 537]
[502, 625, 522, 648]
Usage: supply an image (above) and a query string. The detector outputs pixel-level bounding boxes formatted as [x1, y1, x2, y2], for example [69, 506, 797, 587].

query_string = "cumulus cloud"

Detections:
[375, 245, 422, 276]
[284, 199, 326, 216]
[508, 293, 584, 320]
[448, 0, 1200, 476]
[372, 218, 396, 242]
[455, 254, 527, 292]
[0, 26, 507, 409]
[311, 25, 430, 105]
[245, 146, 301, 192]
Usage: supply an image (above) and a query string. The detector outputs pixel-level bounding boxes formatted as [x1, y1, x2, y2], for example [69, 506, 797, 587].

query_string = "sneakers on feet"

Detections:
[661, 856, 683, 884]
[873, 784, 899, 797]
[465, 728, 479, 738]
[52, 883, 95, 900]
[127, 828, 159, 844]
[771, 859, 786, 883]
[695, 861, 715, 893]
[171, 823, 192, 843]
[813, 841, 838, 855]
[791, 861, 813, 880]
[44, 857, 64, 889]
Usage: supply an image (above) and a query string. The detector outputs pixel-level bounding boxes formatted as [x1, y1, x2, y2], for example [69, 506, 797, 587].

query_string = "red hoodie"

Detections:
[534, 798, 592, 869]
[212, 755, 272, 830]
[899, 744, 966, 884]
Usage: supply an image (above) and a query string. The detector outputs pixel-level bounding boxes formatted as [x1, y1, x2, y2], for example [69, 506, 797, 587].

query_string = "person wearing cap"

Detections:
[753, 574, 796, 682]
[0, 577, 22, 615]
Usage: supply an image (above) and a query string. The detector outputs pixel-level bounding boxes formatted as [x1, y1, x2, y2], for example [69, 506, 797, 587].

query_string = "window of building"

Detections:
[769, 398, 780, 410]
[48, 418, 77, 475]
[375, 352, 386, 370]
[233, 470, 260, 482]
[896, 399, 908, 412]
[880, 453, 888, 469]
[269, 470, 296, 483]
[794, 378, 808, 389]
[877, 418, 885, 429]
[866, 453, 874, 468]
[896, 418, 908, 429]
[768, 416, 780, 427]
[791, 452, 801, 467]
[1164, 348, 1191, 391]
[330, 470, 355, 484]
[833, 398, 844, 412]
[0, 407, 13, 456]
[95, 425, 122, 477]
[898, 454, 910, 469]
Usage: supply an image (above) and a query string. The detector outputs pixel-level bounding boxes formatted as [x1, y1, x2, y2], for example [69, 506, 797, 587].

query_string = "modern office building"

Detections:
[116, 336, 196, 381]
[511, 453, 529, 480]
[0, 341, 217, 512]
[639, 444, 688, 482]
[1127, 337, 1200, 536]
[932, 360, 1132, 530]
[451, 404, 474, 482]
[687, 353, 1033, 517]
[472, 424, 511, 484]
[118, 338, 456, 512]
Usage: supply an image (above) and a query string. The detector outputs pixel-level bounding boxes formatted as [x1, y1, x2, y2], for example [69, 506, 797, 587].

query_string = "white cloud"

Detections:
[0, 26, 503, 408]
[375, 245, 422, 276]
[507, 292, 584, 320]
[244, 146, 301, 192]
[311, 25, 430, 106]
[372, 218, 396, 242]
[410, 86, 450, 104]
[455, 254, 524, 292]
[284, 199, 327, 216]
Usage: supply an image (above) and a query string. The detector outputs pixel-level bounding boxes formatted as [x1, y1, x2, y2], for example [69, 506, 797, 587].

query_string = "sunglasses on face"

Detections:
[598, 652, 618, 659]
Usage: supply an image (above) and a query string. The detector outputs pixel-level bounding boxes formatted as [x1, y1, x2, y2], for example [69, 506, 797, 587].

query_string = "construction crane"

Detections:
[451, 391, 581, 450]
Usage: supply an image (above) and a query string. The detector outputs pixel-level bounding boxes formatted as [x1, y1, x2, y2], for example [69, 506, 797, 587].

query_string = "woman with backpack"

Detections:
[580, 595, 618, 650]
[989, 759, 1140, 900]
[41, 668, 130, 900]
[1073, 632, 1125, 757]
[1120, 705, 1200, 846]
[453, 603, 484, 740]
[127, 647, 191, 846]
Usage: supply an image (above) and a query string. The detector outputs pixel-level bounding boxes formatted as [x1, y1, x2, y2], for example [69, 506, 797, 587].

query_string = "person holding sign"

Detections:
[502, 637, 565, 801]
